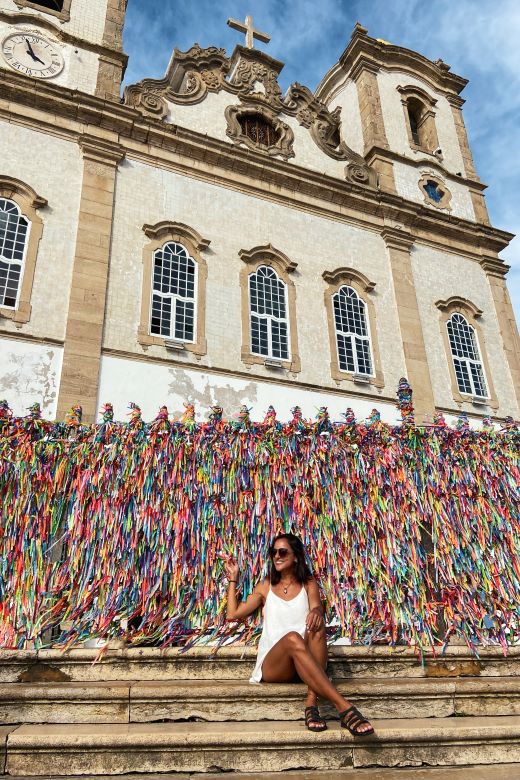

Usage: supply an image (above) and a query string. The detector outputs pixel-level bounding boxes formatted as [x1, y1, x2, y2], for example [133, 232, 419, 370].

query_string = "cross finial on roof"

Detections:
[227, 15, 271, 50]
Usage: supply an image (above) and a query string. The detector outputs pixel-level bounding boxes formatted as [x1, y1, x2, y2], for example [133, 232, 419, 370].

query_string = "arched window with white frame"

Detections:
[0, 198, 30, 309]
[332, 285, 373, 375]
[249, 265, 289, 360]
[150, 241, 196, 342]
[446, 312, 488, 398]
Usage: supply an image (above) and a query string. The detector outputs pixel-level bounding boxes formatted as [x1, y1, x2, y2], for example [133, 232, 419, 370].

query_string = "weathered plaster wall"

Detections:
[412, 245, 519, 418]
[0, 0, 109, 44]
[166, 90, 348, 180]
[105, 157, 407, 401]
[329, 78, 365, 156]
[0, 120, 82, 341]
[97, 355, 401, 424]
[0, 336, 62, 417]
[377, 70, 476, 221]
[393, 161, 475, 221]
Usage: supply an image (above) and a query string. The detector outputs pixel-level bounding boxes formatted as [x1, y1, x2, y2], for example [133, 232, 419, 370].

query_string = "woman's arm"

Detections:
[305, 577, 325, 632]
[223, 556, 267, 622]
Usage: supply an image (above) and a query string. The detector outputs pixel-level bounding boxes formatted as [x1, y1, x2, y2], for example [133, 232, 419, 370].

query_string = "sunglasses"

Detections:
[270, 547, 291, 559]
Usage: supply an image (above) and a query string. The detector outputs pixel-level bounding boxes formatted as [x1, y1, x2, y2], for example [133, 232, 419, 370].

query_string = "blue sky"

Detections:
[122, 0, 520, 324]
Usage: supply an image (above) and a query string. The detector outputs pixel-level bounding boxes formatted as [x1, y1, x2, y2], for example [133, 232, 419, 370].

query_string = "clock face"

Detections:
[2, 32, 64, 79]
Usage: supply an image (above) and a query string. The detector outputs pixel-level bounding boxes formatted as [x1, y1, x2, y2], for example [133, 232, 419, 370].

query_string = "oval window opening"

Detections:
[239, 114, 280, 147]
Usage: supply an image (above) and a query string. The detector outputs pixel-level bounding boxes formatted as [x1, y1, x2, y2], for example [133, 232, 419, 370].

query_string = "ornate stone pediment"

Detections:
[124, 44, 231, 117]
[124, 43, 377, 186]
[226, 46, 284, 110]
[284, 83, 377, 187]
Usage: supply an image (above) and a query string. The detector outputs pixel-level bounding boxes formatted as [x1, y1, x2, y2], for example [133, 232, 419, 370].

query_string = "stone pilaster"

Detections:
[447, 95, 477, 179]
[447, 95, 490, 226]
[56, 136, 125, 423]
[382, 228, 435, 421]
[352, 60, 396, 194]
[480, 258, 520, 411]
[95, 0, 128, 101]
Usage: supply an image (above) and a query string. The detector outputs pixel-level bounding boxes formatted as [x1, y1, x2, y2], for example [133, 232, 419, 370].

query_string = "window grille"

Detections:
[332, 285, 373, 375]
[446, 313, 488, 397]
[249, 265, 289, 360]
[239, 114, 280, 147]
[0, 198, 29, 309]
[150, 242, 196, 342]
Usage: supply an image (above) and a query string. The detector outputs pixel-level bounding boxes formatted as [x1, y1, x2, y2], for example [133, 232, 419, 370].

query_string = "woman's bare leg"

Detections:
[261, 631, 372, 733]
[304, 627, 327, 712]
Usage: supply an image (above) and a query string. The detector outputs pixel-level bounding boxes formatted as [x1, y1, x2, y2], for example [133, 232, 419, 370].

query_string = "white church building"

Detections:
[0, 0, 519, 425]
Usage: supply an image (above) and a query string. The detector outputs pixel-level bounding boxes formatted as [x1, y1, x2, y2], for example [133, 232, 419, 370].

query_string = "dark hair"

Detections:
[269, 533, 313, 585]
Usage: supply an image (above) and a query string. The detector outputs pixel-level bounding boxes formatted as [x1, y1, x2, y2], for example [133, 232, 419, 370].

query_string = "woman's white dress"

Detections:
[249, 585, 309, 683]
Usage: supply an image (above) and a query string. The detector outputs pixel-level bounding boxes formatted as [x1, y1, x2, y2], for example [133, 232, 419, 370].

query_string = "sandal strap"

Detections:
[305, 705, 324, 724]
[339, 705, 372, 734]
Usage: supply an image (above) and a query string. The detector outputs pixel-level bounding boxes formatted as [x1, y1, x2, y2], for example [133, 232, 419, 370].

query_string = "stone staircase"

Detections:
[1, 646, 520, 778]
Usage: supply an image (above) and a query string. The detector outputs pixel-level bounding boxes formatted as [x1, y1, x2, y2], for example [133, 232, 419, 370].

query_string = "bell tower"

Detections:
[0, 0, 128, 99]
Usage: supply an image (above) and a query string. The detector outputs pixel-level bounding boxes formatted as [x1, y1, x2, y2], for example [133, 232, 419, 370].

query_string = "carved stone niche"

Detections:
[124, 44, 231, 117]
[226, 46, 285, 111]
[225, 103, 295, 160]
[284, 83, 377, 188]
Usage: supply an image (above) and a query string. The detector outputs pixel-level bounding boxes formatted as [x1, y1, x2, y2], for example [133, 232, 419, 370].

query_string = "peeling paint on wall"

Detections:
[0, 338, 63, 418]
[167, 367, 258, 420]
[98, 355, 400, 424]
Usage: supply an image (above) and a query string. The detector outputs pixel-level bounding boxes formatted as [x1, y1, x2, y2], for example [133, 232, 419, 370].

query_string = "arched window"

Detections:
[398, 86, 439, 154]
[249, 265, 289, 360]
[407, 98, 423, 146]
[446, 313, 488, 398]
[150, 242, 196, 342]
[0, 198, 30, 309]
[332, 285, 373, 375]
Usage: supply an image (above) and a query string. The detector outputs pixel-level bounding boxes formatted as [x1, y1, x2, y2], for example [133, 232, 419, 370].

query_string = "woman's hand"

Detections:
[306, 606, 324, 633]
[223, 555, 239, 583]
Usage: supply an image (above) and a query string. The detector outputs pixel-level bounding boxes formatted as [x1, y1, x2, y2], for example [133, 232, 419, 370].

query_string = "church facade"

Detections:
[0, 0, 519, 425]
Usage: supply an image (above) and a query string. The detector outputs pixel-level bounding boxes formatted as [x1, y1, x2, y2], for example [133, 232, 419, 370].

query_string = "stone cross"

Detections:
[227, 15, 271, 49]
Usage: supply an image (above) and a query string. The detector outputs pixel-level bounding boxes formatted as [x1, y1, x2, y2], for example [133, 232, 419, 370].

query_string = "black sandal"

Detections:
[339, 705, 374, 737]
[305, 705, 327, 732]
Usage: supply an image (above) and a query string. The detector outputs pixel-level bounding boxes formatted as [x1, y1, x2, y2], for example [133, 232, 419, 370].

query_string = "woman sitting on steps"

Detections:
[223, 532, 374, 736]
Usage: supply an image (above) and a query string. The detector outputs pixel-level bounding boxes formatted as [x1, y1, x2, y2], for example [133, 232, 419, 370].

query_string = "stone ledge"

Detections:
[2, 646, 520, 683]
[5, 766, 520, 780]
[6, 717, 520, 775]
[1, 676, 520, 724]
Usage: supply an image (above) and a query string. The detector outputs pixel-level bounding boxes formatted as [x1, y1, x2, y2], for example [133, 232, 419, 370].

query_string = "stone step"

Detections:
[6, 766, 520, 780]
[1, 676, 520, 724]
[6, 716, 520, 775]
[4, 645, 520, 684]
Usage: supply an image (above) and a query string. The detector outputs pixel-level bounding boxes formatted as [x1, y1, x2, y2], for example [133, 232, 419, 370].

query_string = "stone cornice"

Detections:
[0, 70, 514, 268]
[435, 296, 483, 317]
[480, 258, 510, 278]
[316, 25, 467, 103]
[365, 145, 487, 193]
[0, 9, 128, 65]
[239, 244, 298, 273]
[142, 221, 211, 251]
[322, 267, 375, 292]
[79, 136, 125, 167]
[0, 175, 47, 209]
[381, 227, 415, 252]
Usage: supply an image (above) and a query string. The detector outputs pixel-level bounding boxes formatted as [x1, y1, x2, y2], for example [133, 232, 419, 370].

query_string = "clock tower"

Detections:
[0, 0, 127, 99]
